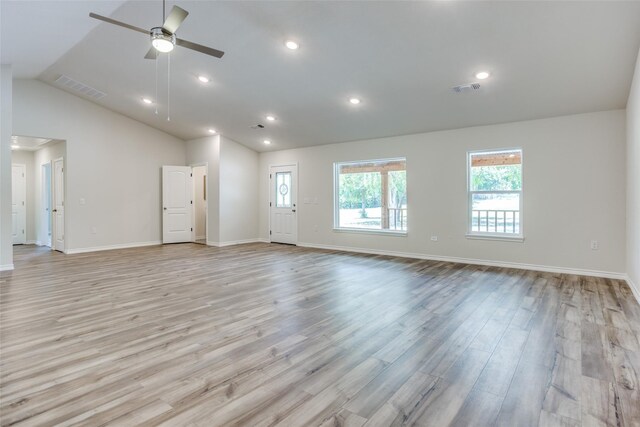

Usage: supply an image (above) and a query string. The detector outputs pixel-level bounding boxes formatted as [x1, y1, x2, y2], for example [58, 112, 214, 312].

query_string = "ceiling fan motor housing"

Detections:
[150, 27, 176, 52]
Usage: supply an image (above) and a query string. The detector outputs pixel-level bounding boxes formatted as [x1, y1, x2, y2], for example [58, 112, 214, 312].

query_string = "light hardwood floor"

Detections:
[1, 243, 639, 426]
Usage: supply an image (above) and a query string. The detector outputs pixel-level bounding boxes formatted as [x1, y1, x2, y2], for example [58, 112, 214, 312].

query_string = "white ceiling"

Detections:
[2, 1, 640, 152]
[11, 135, 60, 151]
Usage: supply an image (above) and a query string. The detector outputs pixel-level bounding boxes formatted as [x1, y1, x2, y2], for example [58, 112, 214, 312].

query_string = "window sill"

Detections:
[466, 234, 524, 243]
[333, 228, 407, 237]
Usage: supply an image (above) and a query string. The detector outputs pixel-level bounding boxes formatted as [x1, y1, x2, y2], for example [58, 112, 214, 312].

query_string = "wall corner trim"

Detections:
[65, 241, 162, 254]
[296, 242, 627, 280]
[626, 276, 640, 306]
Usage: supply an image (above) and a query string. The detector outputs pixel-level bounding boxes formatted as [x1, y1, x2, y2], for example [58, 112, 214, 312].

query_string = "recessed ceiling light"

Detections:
[266, 115, 276, 121]
[198, 75, 210, 83]
[142, 97, 153, 104]
[11, 145, 19, 150]
[349, 98, 361, 105]
[508, 153, 516, 158]
[475, 71, 490, 80]
[263, 140, 272, 145]
[208, 129, 217, 134]
[285, 40, 299, 50]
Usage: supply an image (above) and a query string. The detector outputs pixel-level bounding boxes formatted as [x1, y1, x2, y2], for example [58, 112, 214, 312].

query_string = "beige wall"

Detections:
[627, 48, 640, 294]
[11, 149, 35, 242]
[12, 79, 186, 252]
[193, 165, 206, 240]
[259, 110, 626, 275]
[0, 65, 13, 269]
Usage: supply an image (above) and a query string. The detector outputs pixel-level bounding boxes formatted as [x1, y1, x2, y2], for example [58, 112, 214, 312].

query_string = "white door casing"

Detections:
[42, 162, 52, 247]
[162, 166, 193, 244]
[270, 164, 298, 245]
[11, 164, 26, 244]
[52, 158, 65, 252]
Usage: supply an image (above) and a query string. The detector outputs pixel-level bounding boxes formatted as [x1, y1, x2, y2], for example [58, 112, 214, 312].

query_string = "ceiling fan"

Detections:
[89, 0, 224, 60]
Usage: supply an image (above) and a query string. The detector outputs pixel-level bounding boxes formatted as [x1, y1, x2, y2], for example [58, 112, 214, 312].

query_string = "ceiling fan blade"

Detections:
[144, 47, 158, 60]
[162, 6, 189, 34]
[89, 13, 149, 35]
[176, 38, 225, 58]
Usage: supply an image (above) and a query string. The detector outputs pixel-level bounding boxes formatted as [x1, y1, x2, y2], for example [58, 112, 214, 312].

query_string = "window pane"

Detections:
[470, 150, 522, 191]
[336, 159, 407, 231]
[471, 193, 520, 234]
[275, 172, 291, 207]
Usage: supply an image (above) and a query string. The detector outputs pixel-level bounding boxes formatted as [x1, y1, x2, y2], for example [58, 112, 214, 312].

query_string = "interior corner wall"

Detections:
[186, 135, 220, 244]
[0, 64, 13, 270]
[259, 110, 626, 275]
[219, 136, 258, 244]
[12, 79, 186, 252]
[11, 149, 35, 242]
[627, 47, 640, 292]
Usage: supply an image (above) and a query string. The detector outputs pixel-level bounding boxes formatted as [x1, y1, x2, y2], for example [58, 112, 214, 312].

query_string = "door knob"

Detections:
[163, 207, 167, 210]
[52, 209, 57, 213]
[292, 209, 296, 212]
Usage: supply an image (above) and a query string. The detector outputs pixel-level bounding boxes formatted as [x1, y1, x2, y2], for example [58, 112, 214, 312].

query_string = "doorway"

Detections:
[11, 164, 26, 245]
[52, 157, 65, 252]
[192, 164, 207, 245]
[269, 164, 298, 245]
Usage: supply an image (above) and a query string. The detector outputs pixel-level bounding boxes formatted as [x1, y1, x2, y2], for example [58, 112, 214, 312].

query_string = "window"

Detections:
[275, 171, 292, 207]
[334, 158, 407, 232]
[468, 149, 522, 238]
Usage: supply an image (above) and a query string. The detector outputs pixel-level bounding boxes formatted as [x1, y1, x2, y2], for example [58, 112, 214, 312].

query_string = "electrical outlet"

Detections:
[91, 227, 97, 235]
[430, 236, 438, 241]
[590, 240, 599, 250]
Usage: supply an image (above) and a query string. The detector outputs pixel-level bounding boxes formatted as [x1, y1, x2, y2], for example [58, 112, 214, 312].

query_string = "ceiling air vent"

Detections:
[452, 82, 481, 93]
[54, 75, 107, 100]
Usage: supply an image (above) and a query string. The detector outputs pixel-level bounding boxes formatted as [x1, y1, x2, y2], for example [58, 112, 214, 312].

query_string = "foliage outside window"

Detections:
[334, 158, 407, 232]
[468, 149, 523, 237]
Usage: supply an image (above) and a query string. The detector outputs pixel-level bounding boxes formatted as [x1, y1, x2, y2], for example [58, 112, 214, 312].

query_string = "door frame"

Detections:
[51, 157, 65, 253]
[41, 162, 52, 247]
[11, 163, 27, 245]
[189, 162, 208, 244]
[268, 163, 298, 245]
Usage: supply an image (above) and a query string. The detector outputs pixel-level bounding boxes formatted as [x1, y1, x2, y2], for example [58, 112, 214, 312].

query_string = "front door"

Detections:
[11, 164, 26, 244]
[270, 165, 297, 245]
[162, 166, 193, 244]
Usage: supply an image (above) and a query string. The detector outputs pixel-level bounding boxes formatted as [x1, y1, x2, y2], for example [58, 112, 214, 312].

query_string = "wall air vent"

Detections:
[452, 82, 481, 93]
[54, 75, 107, 100]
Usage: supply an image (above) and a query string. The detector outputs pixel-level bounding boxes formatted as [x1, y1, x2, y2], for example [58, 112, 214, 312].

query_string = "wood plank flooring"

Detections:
[1, 243, 639, 426]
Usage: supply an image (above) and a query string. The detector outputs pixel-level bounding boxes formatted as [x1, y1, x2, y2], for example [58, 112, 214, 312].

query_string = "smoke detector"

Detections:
[452, 83, 481, 93]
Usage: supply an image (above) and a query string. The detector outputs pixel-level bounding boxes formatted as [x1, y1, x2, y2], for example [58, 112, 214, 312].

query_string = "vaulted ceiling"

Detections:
[2, 1, 640, 151]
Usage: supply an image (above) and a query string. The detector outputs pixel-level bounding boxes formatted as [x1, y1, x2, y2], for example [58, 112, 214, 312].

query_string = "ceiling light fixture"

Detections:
[263, 140, 272, 145]
[142, 97, 153, 104]
[475, 71, 490, 80]
[198, 75, 210, 83]
[285, 40, 299, 50]
[151, 27, 175, 53]
[509, 153, 516, 158]
[208, 128, 217, 134]
[349, 98, 361, 105]
[266, 115, 276, 121]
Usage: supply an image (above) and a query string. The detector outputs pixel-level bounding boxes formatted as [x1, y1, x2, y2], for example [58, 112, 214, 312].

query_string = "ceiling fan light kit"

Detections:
[151, 28, 175, 53]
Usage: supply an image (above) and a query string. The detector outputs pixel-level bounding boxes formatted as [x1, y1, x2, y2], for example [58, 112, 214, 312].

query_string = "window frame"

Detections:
[466, 148, 524, 242]
[333, 157, 408, 236]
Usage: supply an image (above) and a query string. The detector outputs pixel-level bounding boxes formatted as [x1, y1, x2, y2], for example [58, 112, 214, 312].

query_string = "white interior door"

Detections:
[270, 165, 297, 245]
[52, 158, 65, 252]
[162, 166, 193, 244]
[42, 163, 52, 247]
[11, 164, 26, 244]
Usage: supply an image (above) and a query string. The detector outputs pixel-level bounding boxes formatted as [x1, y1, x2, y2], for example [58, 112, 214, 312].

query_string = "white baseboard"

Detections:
[626, 276, 640, 305]
[296, 242, 627, 280]
[0, 263, 14, 271]
[196, 235, 206, 240]
[25, 240, 37, 245]
[66, 241, 162, 254]
[207, 238, 264, 247]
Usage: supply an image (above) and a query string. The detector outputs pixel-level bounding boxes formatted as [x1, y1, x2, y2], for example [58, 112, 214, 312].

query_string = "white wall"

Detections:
[12, 79, 186, 252]
[33, 141, 65, 246]
[627, 48, 640, 294]
[186, 135, 220, 244]
[219, 136, 259, 244]
[11, 149, 35, 242]
[0, 65, 13, 270]
[193, 165, 206, 240]
[259, 110, 626, 275]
